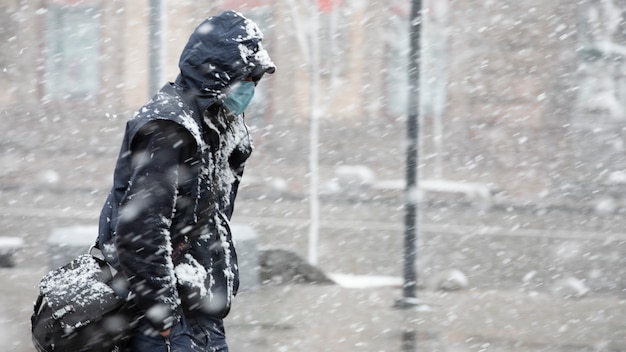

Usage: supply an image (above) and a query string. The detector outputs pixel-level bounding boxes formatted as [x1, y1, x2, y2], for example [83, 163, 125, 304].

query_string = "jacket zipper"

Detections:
[163, 336, 171, 352]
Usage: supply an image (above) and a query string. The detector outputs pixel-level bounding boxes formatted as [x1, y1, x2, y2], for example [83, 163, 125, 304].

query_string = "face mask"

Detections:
[223, 81, 255, 117]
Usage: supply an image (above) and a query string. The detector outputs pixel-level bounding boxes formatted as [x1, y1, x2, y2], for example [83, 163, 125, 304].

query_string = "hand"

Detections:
[159, 328, 171, 337]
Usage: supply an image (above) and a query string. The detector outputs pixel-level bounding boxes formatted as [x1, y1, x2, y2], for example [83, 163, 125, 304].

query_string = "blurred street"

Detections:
[2, 267, 625, 351]
[1, 110, 626, 351]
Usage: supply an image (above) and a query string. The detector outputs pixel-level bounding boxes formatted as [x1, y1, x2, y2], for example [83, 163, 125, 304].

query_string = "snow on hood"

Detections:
[176, 11, 276, 102]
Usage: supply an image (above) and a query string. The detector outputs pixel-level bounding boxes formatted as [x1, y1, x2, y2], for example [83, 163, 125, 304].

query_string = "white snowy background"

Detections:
[1, 0, 626, 351]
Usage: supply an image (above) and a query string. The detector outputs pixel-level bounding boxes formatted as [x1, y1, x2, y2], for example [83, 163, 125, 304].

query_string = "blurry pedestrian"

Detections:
[97, 10, 275, 352]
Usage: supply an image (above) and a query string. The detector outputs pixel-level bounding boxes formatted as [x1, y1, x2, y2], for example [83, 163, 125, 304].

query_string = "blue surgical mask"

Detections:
[223, 81, 255, 117]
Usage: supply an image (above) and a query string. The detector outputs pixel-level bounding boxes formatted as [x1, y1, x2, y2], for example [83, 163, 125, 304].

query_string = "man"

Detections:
[97, 11, 275, 351]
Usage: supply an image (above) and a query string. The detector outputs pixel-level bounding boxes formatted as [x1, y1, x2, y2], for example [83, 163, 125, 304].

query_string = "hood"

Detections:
[175, 11, 276, 114]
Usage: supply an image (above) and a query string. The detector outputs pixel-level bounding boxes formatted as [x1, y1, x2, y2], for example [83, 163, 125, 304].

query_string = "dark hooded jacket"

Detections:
[97, 11, 275, 332]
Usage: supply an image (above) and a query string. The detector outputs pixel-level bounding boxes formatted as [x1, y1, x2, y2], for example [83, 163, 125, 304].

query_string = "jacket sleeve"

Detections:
[114, 120, 194, 332]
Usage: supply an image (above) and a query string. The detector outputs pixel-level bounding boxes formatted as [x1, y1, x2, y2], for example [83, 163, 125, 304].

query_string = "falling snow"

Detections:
[1, 1, 626, 351]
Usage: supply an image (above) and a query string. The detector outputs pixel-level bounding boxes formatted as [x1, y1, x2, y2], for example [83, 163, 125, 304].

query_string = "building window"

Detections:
[45, 1, 100, 101]
[576, 0, 626, 123]
[386, 4, 410, 117]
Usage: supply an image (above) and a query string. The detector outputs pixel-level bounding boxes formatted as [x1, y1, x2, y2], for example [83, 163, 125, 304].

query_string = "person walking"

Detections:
[97, 10, 275, 351]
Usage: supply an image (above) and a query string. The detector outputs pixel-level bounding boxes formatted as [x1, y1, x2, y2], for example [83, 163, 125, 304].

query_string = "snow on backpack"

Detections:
[31, 250, 138, 352]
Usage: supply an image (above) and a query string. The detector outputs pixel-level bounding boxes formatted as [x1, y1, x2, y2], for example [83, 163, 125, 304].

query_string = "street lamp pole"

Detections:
[149, 0, 165, 96]
[396, 0, 422, 308]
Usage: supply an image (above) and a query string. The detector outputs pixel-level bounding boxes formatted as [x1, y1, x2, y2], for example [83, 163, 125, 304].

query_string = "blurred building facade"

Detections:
[0, 0, 399, 119]
[2, 0, 626, 207]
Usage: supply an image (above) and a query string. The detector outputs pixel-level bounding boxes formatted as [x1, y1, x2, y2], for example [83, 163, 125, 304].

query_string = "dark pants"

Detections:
[131, 315, 228, 352]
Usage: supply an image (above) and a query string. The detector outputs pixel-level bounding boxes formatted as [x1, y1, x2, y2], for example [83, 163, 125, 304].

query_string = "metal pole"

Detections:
[396, 0, 422, 308]
[149, 0, 164, 96]
[308, 3, 321, 266]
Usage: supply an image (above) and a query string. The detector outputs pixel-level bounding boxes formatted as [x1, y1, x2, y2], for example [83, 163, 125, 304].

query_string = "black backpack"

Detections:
[31, 253, 138, 352]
